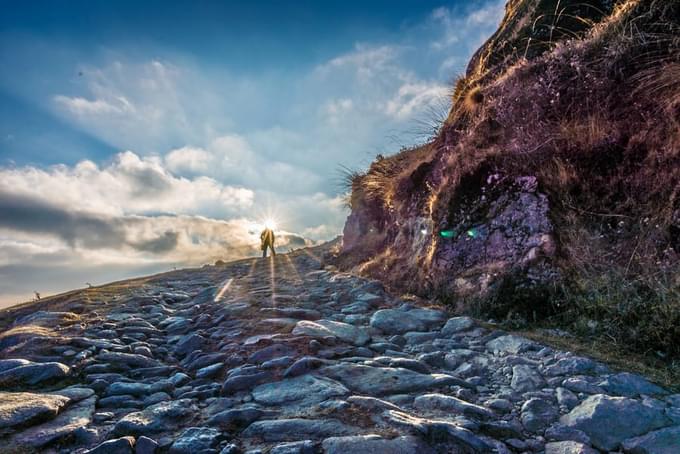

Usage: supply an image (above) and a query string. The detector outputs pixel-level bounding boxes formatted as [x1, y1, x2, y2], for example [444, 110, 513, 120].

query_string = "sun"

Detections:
[263, 218, 278, 230]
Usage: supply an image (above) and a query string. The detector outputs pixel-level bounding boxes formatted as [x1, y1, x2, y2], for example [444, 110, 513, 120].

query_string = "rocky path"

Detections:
[1, 244, 679, 453]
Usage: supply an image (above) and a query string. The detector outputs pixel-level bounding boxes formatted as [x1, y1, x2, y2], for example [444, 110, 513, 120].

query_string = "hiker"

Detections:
[260, 227, 276, 258]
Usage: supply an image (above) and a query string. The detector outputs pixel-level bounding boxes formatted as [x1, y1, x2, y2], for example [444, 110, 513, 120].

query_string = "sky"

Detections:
[0, 0, 505, 307]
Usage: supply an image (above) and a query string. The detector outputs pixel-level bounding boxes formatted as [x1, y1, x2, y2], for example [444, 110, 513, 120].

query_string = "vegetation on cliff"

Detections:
[338, 0, 680, 363]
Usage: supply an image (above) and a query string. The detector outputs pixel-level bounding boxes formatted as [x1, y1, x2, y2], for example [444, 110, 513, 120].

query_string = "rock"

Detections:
[112, 399, 197, 437]
[252, 374, 348, 406]
[521, 398, 559, 433]
[620, 425, 680, 454]
[0, 392, 69, 433]
[556, 387, 579, 410]
[348, 396, 403, 412]
[241, 418, 354, 441]
[169, 427, 221, 453]
[544, 357, 602, 377]
[413, 393, 494, 419]
[440, 317, 475, 336]
[560, 394, 671, 451]
[170, 372, 191, 387]
[106, 382, 153, 397]
[486, 335, 536, 354]
[207, 405, 268, 428]
[9, 395, 96, 449]
[51, 386, 95, 403]
[0, 359, 31, 373]
[511, 365, 546, 392]
[270, 440, 315, 454]
[384, 410, 490, 452]
[0, 361, 70, 387]
[322, 434, 435, 454]
[86, 436, 136, 454]
[174, 334, 206, 357]
[562, 377, 603, 395]
[283, 356, 327, 377]
[599, 372, 668, 397]
[221, 371, 272, 395]
[196, 362, 224, 379]
[485, 398, 513, 413]
[98, 351, 161, 368]
[545, 424, 591, 444]
[544, 441, 598, 454]
[369, 308, 446, 335]
[136, 436, 159, 454]
[292, 320, 370, 346]
[320, 363, 464, 395]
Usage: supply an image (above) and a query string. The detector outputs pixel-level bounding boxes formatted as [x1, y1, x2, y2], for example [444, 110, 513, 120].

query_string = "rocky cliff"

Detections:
[339, 0, 680, 355]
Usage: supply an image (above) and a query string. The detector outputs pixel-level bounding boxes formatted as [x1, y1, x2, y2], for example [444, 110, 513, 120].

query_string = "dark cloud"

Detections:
[280, 233, 311, 248]
[131, 230, 179, 253]
[0, 190, 181, 254]
[0, 189, 126, 249]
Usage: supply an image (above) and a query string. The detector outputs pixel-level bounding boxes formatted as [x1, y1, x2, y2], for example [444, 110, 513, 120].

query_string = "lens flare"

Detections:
[263, 218, 277, 230]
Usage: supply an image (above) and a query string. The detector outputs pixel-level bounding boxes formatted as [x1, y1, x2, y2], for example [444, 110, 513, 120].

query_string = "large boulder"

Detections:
[560, 394, 671, 451]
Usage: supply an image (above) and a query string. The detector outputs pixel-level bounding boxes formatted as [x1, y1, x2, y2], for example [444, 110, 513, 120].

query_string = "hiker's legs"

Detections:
[271, 245, 276, 256]
[262, 247, 267, 258]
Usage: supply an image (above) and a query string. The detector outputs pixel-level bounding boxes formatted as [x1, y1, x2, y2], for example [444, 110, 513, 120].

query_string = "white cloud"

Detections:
[385, 82, 449, 120]
[0, 150, 254, 218]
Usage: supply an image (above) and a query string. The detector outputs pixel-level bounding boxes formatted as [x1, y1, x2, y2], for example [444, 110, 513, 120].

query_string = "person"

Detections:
[260, 227, 276, 258]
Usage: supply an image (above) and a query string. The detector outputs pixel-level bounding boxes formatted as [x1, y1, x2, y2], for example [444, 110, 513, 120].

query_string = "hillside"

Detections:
[338, 0, 680, 359]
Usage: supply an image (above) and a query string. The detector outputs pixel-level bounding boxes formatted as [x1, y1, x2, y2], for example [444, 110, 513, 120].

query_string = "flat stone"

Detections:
[292, 320, 370, 346]
[320, 363, 463, 395]
[85, 436, 136, 454]
[511, 365, 546, 393]
[440, 317, 475, 336]
[9, 395, 96, 449]
[544, 441, 598, 454]
[270, 440, 315, 454]
[0, 392, 69, 433]
[544, 357, 602, 377]
[98, 351, 161, 368]
[413, 393, 494, 419]
[599, 372, 668, 397]
[106, 382, 153, 397]
[560, 394, 671, 451]
[383, 410, 490, 452]
[620, 425, 680, 454]
[370, 308, 446, 335]
[322, 434, 435, 454]
[241, 418, 354, 442]
[252, 374, 348, 406]
[169, 427, 221, 453]
[0, 359, 31, 373]
[0, 361, 70, 387]
[221, 371, 272, 395]
[207, 405, 269, 429]
[486, 335, 536, 354]
[112, 399, 197, 437]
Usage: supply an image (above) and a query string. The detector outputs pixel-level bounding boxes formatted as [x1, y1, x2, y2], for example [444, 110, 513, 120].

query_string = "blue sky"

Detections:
[0, 0, 504, 305]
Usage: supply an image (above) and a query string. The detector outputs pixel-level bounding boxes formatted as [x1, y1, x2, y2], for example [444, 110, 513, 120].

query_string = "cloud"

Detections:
[0, 150, 254, 218]
[53, 95, 134, 115]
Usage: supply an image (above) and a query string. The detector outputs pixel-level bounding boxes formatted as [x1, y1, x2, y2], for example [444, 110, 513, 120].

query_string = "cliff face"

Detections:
[339, 0, 680, 344]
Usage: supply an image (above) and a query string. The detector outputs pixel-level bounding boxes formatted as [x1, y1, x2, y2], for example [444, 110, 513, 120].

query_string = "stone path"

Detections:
[0, 244, 679, 453]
